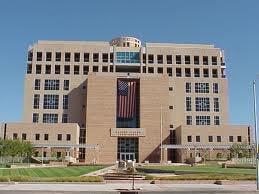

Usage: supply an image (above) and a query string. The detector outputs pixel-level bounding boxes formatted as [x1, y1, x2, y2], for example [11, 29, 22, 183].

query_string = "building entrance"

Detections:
[117, 138, 139, 162]
[120, 152, 135, 161]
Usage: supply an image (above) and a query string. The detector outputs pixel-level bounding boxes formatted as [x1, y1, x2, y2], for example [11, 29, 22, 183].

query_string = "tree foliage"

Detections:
[0, 138, 35, 158]
[229, 142, 251, 158]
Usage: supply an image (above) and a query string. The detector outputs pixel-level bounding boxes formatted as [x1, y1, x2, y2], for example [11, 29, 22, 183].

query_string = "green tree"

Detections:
[229, 142, 251, 158]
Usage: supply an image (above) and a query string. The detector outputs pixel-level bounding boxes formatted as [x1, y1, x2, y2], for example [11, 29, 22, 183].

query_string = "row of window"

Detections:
[33, 113, 68, 123]
[186, 83, 219, 94]
[186, 97, 220, 112]
[27, 64, 225, 78]
[13, 133, 71, 141]
[30, 51, 223, 66]
[186, 115, 220, 125]
[33, 94, 69, 110]
[35, 79, 70, 91]
[187, 135, 242, 143]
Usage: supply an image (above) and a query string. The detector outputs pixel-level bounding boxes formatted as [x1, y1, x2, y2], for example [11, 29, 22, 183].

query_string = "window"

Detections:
[27, 64, 32, 74]
[166, 55, 172, 64]
[36, 64, 41, 74]
[176, 55, 181, 64]
[208, 136, 213, 142]
[55, 52, 61, 61]
[185, 68, 191, 77]
[176, 68, 182, 77]
[148, 67, 154, 73]
[187, 136, 192, 142]
[169, 87, 173, 91]
[83, 66, 89, 75]
[13, 133, 18, 140]
[74, 65, 80, 74]
[22, 133, 27, 140]
[35, 134, 40, 140]
[214, 98, 220, 112]
[37, 52, 42, 61]
[186, 82, 191, 93]
[142, 54, 146, 64]
[102, 66, 108, 72]
[194, 68, 200, 77]
[32, 113, 39, 123]
[65, 52, 71, 62]
[186, 116, 192, 125]
[93, 53, 99, 62]
[116, 52, 140, 63]
[34, 79, 41, 90]
[33, 94, 40, 109]
[63, 95, 68, 109]
[148, 54, 154, 63]
[195, 83, 209, 93]
[55, 65, 60, 74]
[186, 97, 192, 111]
[212, 56, 217, 65]
[43, 94, 59, 109]
[64, 65, 70, 74]
[57, 134, 62, 141]
[45, 65, 51, 74]
[237, 136, 242, 142]
[157, 67, 163, 74]
[62, 114, 68, 123]
[169, 124, 174, 128]
[229, 136, 234, 142]
[110, 53, 114, 63]
[212, 69, 218, 78]
[44, 134, 49, 140]
[84, 53, 89, 62]
[213, 83, 219, 93]
[214, 116, 220, 125]
[195, 97, 210, 111]
[196, 116, 210, 125]
[196, 136, 200, 142]
[43, 113, 58, 123]
[203, 69, 209, 77]
[110, 65, 114, 72]
[194, 56, 199, 65]
[102, 53, 108, 63]
[46, 52, 52, 61]
[93, 66, 99, 72]
[185, 55, 190, 64]
[169, 106, 173, 110]
[44, 80, 59, 90]
[203, 56, 208, 65]
[217, 136, 221, 142]
[74, 52, 80, 62]
[66, 134, 71, 141]
[157, 55, 163, 64]
[28, 51, 33, 61]
[167, 67, 172, 76]
[63, 80, 69, 90]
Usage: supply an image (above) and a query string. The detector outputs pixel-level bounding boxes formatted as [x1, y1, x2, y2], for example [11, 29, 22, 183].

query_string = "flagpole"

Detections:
[160, 105, 163, 163]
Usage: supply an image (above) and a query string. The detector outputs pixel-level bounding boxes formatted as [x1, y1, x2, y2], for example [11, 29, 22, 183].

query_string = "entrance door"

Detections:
[120, 152, 135, 161]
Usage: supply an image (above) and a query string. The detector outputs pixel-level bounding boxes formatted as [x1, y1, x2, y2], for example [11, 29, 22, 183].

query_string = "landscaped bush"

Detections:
[226, 164, 255, 169]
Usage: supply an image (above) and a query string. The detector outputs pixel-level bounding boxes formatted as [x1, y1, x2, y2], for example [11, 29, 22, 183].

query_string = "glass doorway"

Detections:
[120, 152, 135, 161]
[117, 138, 139, 162]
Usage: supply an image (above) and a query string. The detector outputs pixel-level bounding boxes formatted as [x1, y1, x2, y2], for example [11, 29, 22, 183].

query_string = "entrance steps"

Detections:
[103, 172, 145, 180]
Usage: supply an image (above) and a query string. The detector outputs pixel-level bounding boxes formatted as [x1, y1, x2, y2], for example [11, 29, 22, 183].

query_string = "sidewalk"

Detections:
[0, 182, 257, 192]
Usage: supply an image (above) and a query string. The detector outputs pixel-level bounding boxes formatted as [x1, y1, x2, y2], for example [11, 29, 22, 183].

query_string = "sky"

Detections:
[0, 0, 258, 126]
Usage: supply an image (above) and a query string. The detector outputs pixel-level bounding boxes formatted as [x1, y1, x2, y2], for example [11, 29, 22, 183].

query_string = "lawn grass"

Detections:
[137, 165, 256, 175]
[0, 166, 105, 178]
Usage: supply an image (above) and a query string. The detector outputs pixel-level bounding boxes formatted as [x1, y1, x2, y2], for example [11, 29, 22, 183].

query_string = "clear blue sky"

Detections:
[0, 0, 258, 125]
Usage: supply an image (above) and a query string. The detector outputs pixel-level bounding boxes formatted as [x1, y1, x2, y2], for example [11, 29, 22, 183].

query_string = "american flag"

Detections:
[117, 80, 136, 119]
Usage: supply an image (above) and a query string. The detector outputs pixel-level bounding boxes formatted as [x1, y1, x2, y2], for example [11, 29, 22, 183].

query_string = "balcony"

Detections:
[110, 128, 145, 137]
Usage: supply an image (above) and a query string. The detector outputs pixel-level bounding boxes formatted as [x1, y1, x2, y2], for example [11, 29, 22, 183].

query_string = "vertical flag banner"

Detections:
[117, 79, 136, 119]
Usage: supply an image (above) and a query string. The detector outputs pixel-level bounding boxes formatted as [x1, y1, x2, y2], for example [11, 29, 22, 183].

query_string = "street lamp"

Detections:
[253, 79, 259, 190]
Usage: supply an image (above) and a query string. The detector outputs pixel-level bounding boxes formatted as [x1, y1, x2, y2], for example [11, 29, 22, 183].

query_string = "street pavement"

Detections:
[0, 183, 258, 193]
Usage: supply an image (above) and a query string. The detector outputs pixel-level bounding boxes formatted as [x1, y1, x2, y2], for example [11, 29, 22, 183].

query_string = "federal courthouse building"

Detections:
[0, 37, 251, 163]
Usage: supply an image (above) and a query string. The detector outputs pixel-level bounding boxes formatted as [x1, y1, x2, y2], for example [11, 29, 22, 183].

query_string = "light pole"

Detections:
[253, 80, 259, 190]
